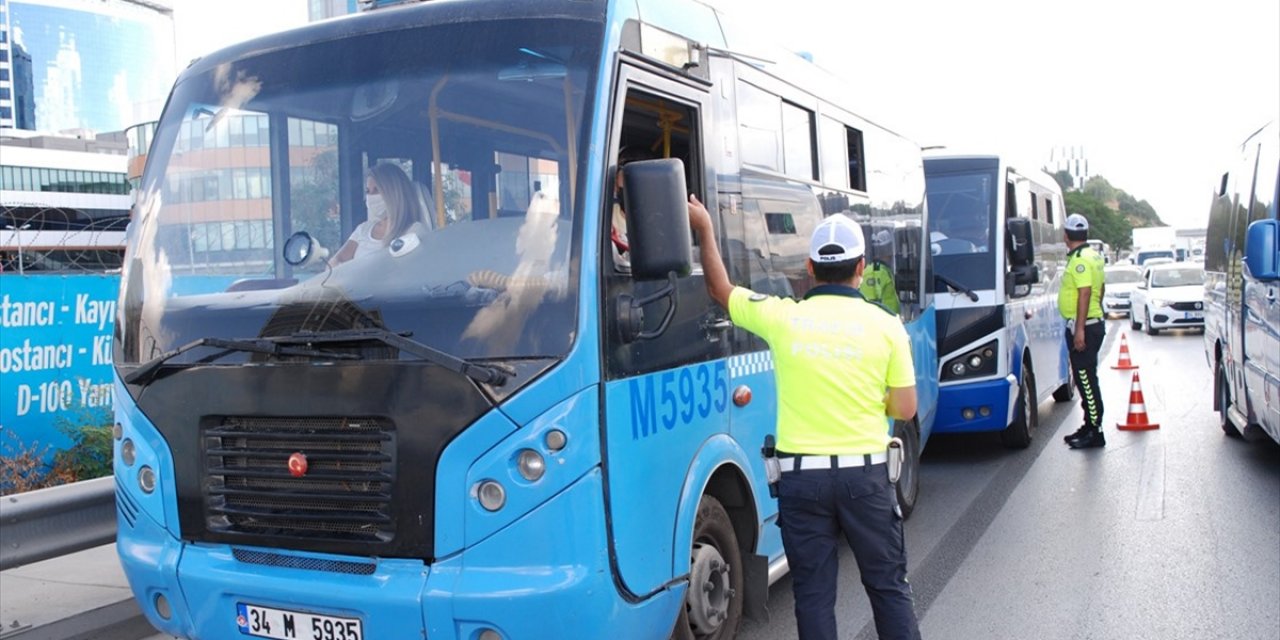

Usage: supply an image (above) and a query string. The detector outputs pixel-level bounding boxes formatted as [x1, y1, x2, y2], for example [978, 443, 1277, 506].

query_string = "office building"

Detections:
[308, 0, 359, 21]
[1046, 145, 1091, 191]
[1, 0, 175, 134]
[2, 128, 131, 223]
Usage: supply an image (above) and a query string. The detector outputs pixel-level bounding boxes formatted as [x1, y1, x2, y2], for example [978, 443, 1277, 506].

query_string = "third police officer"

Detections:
[1060, 213, 1107, 449]
[687, 196, 921, 640]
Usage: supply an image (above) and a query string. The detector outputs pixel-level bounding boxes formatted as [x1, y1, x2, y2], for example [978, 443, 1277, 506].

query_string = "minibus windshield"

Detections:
[118, 19, 600, 368]
[926, 163, 999, 292]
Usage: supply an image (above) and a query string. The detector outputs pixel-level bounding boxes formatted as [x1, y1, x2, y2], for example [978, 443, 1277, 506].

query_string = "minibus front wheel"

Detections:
[672, 495, 743, 640]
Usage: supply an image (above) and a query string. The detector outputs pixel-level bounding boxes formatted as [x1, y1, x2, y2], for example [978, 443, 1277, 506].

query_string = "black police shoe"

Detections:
[1063, 425, 1090, 443]
[1068, 429, 1106, 449]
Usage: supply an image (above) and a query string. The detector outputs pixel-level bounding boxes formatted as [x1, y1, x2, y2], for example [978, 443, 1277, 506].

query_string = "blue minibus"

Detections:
[112, 1, 939, 637]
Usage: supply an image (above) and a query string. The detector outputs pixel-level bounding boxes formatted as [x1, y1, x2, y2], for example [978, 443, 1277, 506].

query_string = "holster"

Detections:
[887, 437, 904, 484]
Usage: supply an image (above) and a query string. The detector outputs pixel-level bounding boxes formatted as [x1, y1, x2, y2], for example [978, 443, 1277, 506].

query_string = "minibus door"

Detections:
[600, 63, 730, 598]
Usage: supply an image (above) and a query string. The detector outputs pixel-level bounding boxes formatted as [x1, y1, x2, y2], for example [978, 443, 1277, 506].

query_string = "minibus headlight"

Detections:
[544, 429, 567, 452]
[138, 466, 157, 494]
[516, 450, 545, 482]
[121, 439, 137, 466]
[477, 480, 506, 512]
[943, 340, 999, 381]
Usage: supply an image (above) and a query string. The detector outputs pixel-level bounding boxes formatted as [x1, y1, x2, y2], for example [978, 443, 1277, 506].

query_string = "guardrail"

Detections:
[0, 476, 116, 571]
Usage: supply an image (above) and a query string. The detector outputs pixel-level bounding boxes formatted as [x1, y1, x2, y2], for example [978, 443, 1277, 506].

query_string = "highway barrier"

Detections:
[0, 476, 116, 570]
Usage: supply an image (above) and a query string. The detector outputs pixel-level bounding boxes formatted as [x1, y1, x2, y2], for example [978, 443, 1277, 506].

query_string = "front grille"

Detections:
[204, 417, 395, 543]
[1170, 301, 1203, 311]
[232, 548, 377, 575]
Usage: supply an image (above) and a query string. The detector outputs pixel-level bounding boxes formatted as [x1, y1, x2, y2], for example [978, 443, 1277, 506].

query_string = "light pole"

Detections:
[4, 223, 32, 274]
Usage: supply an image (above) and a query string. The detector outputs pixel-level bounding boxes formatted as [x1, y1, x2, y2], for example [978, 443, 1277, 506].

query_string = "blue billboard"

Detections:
[1, 274, 119, 454]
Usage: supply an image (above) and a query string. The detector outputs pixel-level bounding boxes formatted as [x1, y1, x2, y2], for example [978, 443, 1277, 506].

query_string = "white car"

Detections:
[1102, 266, 1143, 317]
[1130, 264, 1206, 334]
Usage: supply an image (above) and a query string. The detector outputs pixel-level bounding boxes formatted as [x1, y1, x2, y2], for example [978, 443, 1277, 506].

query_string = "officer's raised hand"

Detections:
[687, 194, 712, 235]
[686, 194, 732, 308]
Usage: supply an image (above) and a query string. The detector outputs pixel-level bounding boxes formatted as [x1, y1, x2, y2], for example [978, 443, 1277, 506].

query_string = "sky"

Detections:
[168, 0, 1279, 230]
[171, 0, 308, 68]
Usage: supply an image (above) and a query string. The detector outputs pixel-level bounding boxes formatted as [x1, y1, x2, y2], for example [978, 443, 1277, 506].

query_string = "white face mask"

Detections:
[365, 193, 388, 221]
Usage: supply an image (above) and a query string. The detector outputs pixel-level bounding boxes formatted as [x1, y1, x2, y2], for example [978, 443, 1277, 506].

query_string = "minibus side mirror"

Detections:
[1005, 218, 1038, 293]
[616, 158, 694, 342]
[622, 158, 693, 281]
[1243, 219, 1280, 282]
[1006, 218, 1035, 268]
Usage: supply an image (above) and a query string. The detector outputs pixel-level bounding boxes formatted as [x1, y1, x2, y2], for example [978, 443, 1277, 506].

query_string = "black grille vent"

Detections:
[1170, 301, 1203, 311]
[205, 417, 396, 543]
[232, 548, 377, 575]
[116, 487, 139, 528]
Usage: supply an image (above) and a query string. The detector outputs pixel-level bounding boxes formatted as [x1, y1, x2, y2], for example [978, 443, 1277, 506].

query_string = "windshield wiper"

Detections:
[124, 337, 360, 386]
[935, 274, 980, 302]
[272, 328, 511, 386]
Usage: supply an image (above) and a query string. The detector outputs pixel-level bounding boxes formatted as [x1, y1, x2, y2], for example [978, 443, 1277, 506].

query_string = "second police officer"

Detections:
[686, 195, 922, 640]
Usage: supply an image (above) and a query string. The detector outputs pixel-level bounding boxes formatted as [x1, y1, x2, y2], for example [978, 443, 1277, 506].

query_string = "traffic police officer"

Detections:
[1060, 213, 1107, 449]
[687, 196, 921, 640]
[860, 229, 901, 315]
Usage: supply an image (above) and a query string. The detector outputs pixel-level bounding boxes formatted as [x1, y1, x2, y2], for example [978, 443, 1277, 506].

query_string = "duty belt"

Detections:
[778, 452, 888, 472]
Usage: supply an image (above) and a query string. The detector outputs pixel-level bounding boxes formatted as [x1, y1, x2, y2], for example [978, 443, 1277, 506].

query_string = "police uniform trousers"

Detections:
[777, 462, 921, 640]
[1066, 321, 1106, 430]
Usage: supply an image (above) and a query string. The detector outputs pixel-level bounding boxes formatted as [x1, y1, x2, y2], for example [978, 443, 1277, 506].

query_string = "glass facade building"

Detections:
[307, 0, 358, 21]
[1, 0, 175, 133]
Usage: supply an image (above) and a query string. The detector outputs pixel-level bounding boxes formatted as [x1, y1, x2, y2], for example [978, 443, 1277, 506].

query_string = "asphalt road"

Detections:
[738, 319, 1280, 640]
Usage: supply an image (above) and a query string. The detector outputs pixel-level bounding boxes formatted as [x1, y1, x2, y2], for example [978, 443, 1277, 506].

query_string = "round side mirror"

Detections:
[284, 231, 315, 266]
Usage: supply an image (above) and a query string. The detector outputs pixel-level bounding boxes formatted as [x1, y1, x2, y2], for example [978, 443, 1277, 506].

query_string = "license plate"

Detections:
[1184, 312, 1202, 320]
[237, 603, 362, 640]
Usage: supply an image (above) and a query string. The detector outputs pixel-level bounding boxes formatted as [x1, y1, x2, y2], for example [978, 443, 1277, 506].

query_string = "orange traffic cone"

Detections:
[1111, 332, 1139, 370]
[1117, 371, 1160, 431]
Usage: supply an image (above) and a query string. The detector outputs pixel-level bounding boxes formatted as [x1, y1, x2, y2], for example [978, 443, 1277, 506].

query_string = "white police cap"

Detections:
[809, 214, 865, 262]
[1065, 213, 1089, 231]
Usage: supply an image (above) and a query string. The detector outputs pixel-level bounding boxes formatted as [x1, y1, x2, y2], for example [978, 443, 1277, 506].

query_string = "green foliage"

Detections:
[0, 431, 63, 495]
[1050, 170, 1074, 193]
[290, 148, 342, 251]
[52, 410, 115, 482]
[1055, 173, 1164, 251]
[1066, 190, 1133, 250]
[1082, 176, 1116, 203]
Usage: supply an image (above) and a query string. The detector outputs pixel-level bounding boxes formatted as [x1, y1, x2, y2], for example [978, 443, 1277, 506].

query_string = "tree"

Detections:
[1082, 176, 1116, 204]
[1050, 169, 1074, 193]
[1065, 190, 1132, 250]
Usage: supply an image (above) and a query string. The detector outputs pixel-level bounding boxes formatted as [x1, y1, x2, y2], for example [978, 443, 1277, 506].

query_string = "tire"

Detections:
[1001, 358, 1037, 448]
[1145, 308, 1160, 335]
[1130, 308, 1141, 331]
[1217, 364, 1242, 438]
[893, 419, 921, 520]
[671, 496, 743, 640]
[1052, 381, 1075, 403]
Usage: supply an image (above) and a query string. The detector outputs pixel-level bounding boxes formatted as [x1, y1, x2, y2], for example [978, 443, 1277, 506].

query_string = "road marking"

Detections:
[1135, 429, 1165, 521]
